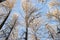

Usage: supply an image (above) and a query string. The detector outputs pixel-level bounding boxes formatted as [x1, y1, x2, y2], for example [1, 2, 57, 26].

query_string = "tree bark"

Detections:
[25, 15, 29, 40]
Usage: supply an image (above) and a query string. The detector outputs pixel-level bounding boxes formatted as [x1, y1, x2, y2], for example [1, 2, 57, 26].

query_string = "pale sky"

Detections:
[9, 0, 59, 40]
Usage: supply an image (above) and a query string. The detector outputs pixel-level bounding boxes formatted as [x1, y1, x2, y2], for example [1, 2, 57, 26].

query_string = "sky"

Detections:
[9, 0, 59, 40]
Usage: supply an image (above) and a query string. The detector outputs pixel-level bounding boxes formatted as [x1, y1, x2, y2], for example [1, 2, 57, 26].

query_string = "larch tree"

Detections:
[7, 14, 19, 40]
[46, 0, 60, 40]
[0, 1, 10, 29]
[22, 0, 43, 40]
[0, 0, 16, 29]
[0, 13, 18, 40]
[0, 0, 18, 40]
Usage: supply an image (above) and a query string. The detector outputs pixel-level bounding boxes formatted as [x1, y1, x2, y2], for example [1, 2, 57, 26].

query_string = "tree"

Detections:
[7, 17, 19, 40]
[22, 0, 42, 40]
[45, 24, 57, 40]
[1, 0, 60, 40]
[5, 13, 18, 40]
[0, 2, 10, 29]
[0, 13, 18, 40]
[46, 0, 60, 40]
[48, 0, 60, 8]
[0, 0, 17, 29]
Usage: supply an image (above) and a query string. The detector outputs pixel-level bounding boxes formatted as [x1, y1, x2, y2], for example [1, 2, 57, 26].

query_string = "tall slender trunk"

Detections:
[0, 11, 10, 29]
[5, 17, 17, 40]
[25, 15, 29, 40]
[25, 25, 28, 40]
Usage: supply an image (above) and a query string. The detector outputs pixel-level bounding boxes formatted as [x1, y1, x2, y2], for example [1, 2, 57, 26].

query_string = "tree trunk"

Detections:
[25, 15, 29, 40]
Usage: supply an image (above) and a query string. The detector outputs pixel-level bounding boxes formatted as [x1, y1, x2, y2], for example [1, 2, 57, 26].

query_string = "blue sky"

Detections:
[9, 0, 59, 40]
